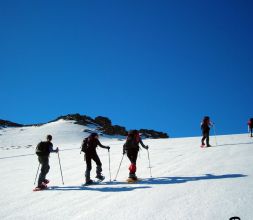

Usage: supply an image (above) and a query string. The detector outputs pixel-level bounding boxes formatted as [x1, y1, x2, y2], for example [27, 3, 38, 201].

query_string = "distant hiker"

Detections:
[35, 135, 59, 190]
[201, 116, 213, 147]
[248, 118, 253, 137]
[123, 130, 148, 180]
[81, 133, 110, 184]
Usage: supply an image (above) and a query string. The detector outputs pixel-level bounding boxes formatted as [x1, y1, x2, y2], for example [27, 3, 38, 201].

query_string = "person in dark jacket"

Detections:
[82, 133, 110, 184]
[248, 118, 253, 137]
[201, 116, 213, 147]
[35, 134, 58, 189]
[123, 130, 148, 180]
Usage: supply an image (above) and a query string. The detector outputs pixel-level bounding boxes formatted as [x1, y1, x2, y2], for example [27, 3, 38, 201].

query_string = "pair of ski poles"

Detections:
[113, 148, 152, 181]
[34, 151, 64, 185]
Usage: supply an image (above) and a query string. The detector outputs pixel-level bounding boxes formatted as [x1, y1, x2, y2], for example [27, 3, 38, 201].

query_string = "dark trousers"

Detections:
[201, 131, 210, 146]
[127, 149, 138, 165]
[38, 156, 50, 186]
[85, 151, 102, 180]
[250, 127, 253, 137]
[127, 149, 138, 176]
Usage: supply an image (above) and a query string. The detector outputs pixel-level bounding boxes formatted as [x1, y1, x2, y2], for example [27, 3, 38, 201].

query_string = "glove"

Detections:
[145, 145, 149, 150]
[55, 147, 59, 153]
[123, 149, 126, 155]
[107, 146, 110, 150]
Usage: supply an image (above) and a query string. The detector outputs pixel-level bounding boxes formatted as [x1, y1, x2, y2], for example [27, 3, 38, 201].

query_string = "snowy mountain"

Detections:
[0, 113, 169, 138]
[0, 119, 252, 220]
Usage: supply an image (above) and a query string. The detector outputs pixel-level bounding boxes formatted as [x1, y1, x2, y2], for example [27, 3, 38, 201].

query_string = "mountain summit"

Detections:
[0, 113, 169, 139]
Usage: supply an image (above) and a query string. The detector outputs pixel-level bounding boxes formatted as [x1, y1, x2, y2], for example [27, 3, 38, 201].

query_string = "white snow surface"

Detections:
[0, 119, 252, 220]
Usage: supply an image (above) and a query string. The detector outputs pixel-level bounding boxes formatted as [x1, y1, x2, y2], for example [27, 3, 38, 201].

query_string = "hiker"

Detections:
[248, 118, 253, 137]
[35, 135, 59, 190]
[81, 133, 110, 184]
[201, 116, 213, 147]
[123, 130, 148, 180]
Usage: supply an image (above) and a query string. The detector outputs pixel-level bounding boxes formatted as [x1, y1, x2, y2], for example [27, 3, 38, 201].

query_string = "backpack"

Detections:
[249, 118, 253, 127]
[36, 141, 50, 156]
[81, 138, 89, 153]
[124, 131, 140, 150]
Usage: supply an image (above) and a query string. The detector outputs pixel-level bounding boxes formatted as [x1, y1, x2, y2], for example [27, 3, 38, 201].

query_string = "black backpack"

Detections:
[36, 141, 50, 156]
[81, 138, 89, 153]
[124, 136, 139, 150]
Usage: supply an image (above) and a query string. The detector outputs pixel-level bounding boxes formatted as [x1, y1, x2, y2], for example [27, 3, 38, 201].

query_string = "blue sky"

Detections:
[1, 0, 252, 138]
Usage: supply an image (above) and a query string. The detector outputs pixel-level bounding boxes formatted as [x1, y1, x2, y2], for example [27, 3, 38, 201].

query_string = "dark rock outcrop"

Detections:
[94, 116, 128, 136]
[98, 124, 128, 136]
[0, 119, 23, 127]
[94, 116, 112, 127]
[56, 114, 96, 126]
[139, 129, 169, 139]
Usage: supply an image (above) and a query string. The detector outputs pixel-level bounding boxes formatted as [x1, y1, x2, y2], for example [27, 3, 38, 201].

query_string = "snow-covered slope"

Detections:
[0, 120, 252, 220]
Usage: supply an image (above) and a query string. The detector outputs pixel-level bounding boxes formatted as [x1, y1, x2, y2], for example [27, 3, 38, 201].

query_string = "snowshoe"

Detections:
[33, 184, 47, 191]
[84, 179, 94, 185]
[126, 177, 140, 183]
[127, 173, 138, 183]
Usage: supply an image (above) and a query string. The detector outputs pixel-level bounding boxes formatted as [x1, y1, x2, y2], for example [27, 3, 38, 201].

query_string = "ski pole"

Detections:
[108, 149, 112, 182]
[34, 163, 40, 185]
[114, 154, 124, 181]
[57, 151, 64, 185]
[147, 148, 152, 178]
[213, 124, 218, 146]
[138, 147, 142, 159]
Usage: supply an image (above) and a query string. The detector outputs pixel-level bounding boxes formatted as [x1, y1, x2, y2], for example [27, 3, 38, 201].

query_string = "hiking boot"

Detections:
[37, 183, 47, 190]
[95, 175, 105, 181]
[43, 179, 50, 184]
[129, 173, 137, 180]
[85, 179, 94, 185]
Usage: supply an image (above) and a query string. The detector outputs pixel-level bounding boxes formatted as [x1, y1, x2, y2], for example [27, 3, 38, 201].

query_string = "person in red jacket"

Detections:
[248, 118, 253, 137]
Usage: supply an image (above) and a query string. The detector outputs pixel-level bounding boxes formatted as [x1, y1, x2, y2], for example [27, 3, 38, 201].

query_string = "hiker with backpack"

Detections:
[81, 132, 110, 185]
[201, 116, 213, 147]
[35, 135, 59, 190]
[123, 130, 148, 181]
[248, 118, 253, 137]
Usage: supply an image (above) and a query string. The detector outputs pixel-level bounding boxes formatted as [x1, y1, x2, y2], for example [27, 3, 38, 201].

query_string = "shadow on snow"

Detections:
[216, 142, 253, 147]
[47, 184, 151, 192]
[131, 173, 247, 185]
[47, 173, 246, 191]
